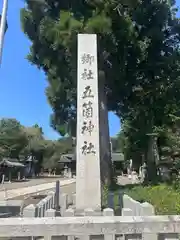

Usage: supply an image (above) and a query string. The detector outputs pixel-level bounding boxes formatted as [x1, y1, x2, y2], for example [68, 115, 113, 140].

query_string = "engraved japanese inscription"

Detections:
[81, 121, 94, 136]
[82, 86, 94, 99]
[82, 101, 93, 118]
[81, 141, 96, 155]
[81, 53, 95, 65]
[76, 34, 101, 211]
[81, 69, 94, 80]
[79, 51, 97, 155]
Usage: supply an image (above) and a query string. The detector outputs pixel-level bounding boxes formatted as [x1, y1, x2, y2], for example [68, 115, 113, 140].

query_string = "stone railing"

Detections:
[122, 194, 155, 216]
[23, 192, 76, 217]
[23, 191, 55, 217]
[36, 191, 55, 217]
[103, 192, 154, 217]
[0, 210, 179, 240]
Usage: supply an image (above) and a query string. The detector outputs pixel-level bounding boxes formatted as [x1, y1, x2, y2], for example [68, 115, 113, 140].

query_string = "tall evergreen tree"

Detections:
[20, 0, 180, 180]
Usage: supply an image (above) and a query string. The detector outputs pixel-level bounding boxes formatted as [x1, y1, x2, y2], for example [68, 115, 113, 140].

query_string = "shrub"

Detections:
[123, 184, 180, 215]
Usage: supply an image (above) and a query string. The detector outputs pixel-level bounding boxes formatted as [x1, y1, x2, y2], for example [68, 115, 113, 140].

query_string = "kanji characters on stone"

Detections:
[81, 69, 94, 81]
[81, 121, 94, 135]
[82, 101, 93, 118]
[82, 86, 94, 99]
[81, 141, 96, 155]
[81, 53, 95, 65]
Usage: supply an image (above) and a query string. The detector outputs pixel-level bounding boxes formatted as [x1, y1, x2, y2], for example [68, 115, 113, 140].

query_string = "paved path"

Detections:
[13, 182, 76, 208]
[0, 178, 75, 200]
[0, 177, 64, 191]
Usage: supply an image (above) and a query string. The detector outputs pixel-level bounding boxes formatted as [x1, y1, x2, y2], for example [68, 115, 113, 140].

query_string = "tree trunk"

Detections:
[146, 134, 158, 183]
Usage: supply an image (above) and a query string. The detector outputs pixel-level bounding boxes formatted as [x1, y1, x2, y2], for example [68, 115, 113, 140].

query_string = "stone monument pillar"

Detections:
[76, 34, 111, 212]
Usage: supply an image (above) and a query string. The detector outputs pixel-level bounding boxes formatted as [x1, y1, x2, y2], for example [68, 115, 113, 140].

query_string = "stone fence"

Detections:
[0, 209, 179, 240]
[23, 191, 56, 217]
[104, 192, 155, 217]
[23, 191, 76, 217]
[122, 194, 155, 216]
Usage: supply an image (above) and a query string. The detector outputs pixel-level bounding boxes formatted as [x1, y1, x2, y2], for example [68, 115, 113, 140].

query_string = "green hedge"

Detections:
[122, 184, 180, 215]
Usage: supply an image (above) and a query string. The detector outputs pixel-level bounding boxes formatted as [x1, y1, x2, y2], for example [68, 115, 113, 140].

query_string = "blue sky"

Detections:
[0, 0, 120, 139]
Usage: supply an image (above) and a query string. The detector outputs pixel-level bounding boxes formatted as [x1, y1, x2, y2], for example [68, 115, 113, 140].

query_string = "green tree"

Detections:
[42, 137, 73, 170]
[20, 125, 46, 174]
[111, 131, 125, 153]
[20, 0, 180, 181]
[0, 117, 74, 176]
[22, 124, 45, 155]
[0, 118, 28, 158]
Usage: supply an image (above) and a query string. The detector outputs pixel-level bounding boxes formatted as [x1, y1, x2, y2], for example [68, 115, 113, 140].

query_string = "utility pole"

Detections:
[0, 0, 8, 65]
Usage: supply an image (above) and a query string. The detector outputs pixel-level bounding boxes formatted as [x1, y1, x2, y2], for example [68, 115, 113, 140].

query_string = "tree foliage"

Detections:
[42, 137, 73, 169]
[20, 0, 180, 131]
[20, 0, 180, 180]
[0, 118, 73, 172]
[0, 118, 28, 158]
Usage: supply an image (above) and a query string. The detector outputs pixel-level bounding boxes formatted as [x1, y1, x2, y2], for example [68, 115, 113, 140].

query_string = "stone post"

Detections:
[23, 204, 36, 217]
[60, 193, 67, 216]
[45, 209, 56, 217]
[141, 202, 157, 240]
[122, 208, 133, 216]
[103, 208, 114, 216]
[107, 192, 114, 209]
[103, 208, 115, 240]
[64, 208, 75, 217]
[55, 180, 60, 212]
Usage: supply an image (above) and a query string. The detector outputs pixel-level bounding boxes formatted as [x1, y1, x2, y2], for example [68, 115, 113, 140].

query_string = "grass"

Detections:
[104, 183, 180, 215]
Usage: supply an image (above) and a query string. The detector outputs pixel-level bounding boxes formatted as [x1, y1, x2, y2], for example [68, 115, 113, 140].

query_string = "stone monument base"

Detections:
[68, 205, 102, 216]
[64, 206, 115, 217]
[75, 208, 102, 216]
